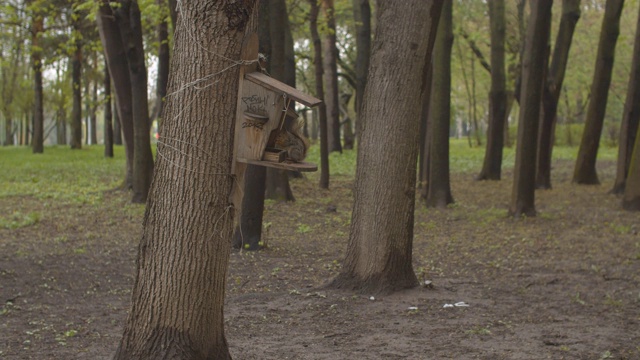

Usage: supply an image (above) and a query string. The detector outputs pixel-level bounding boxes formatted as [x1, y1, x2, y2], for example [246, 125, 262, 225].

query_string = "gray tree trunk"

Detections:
[330, 0, 443, 294]
[573, 0, 624, 185]
[322, 0, 342, 153]
[112, 1, 258, 358]
[509, 0, 553, 217]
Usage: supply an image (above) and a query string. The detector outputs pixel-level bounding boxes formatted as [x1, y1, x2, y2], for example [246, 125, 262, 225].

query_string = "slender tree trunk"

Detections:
[154, 0, 170, 126]
[90, 76, 98, 145]
[113, 98, 123, 145]
[536, 0, 581, 189]
[509, 0, 552, 217]
[70, 11, 83, 150]
[573, 0, 624, 185]
[330, 0, 443, 294]
[310, 0, 330, 189]
[265, 0, 294, 201]
[31, 15, 44, 154]
[117, 0, 154, 203]
[612, 3, 640, 194]
[418, 61, 433, 198]
[232, 0, 270, 251]
[353, 0, 371, 146]
[477, 0, 506, 181]
[104, 62, 114, 158]
[112, 2, 258, 359]
[426, 1, 454, 208]
[322, 0, 342, 153]
[622, 125, 640, 210]
[97, 1, 135, 188]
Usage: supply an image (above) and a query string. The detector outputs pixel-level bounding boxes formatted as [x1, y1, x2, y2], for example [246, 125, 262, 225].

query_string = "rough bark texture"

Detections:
[573, 0, 624, 185]
[426, 1, 454, 208]
[112, 1, 257, 359]
[622, 125, 640, 210]
[97, 1, 134, 188]
[330, 0, 442, 295]
[536, 0, 581, 189]
[309, 0, 330, 189]
[477, 0, 506, 181]
[104, 62, 114, 158]
[117, 0, 155, 203]
[509, 0, 552, 217]
[612, 3, 640, 194]
[322, 0, 342, 153]
[31, 15, 44, 154]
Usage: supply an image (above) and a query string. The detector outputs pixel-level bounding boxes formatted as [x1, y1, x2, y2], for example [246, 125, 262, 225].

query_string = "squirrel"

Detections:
[272, 119, 309, 162]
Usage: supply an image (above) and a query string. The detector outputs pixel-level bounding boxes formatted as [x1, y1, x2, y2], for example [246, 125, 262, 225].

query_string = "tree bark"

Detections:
[153, 0, 170, 126]
[309, 0, 330, 189]
[70, 10, 83, 150]
[31, 15, 44, 154]
[509, 0, 553, 217]
[418, 61, 433, 198]
[426, 0, 454, 208]
[573, 0, 624, 185]
[104, 61, 114, 158]
[90, 75, 98, 145]
[117, 0, 154, 203]
[612, 3, 640, 194]
[477, 0, 507, 181]
[536, 0, 581, 189]
[112, 1, 258, 359]
[97, 1, 135, 188]
[330, 0, 443, 294]
[322, 0, 342, 153]
[113, 98, 123, 145]
[622, 125, 640, 210]
[353, 0, 371, 146]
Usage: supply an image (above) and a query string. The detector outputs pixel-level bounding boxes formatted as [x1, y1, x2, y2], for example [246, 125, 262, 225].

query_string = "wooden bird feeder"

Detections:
[230, 33, 322, 211]
[235, 71, 321, 172]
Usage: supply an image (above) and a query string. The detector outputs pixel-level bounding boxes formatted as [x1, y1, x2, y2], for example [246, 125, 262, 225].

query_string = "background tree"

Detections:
[622, 125, 640, 210]
[69, 5, 83, 149]
[112, 1, 258, 358]
[536, 0, 581, 189]
[322, 0, 342, 153]
[573, 0, 624, 185]
[510, 0, 552, 217]
[612, 3, 640, 194]
[309, 0, 330, 189]
[104, 61, 113, 157]
[477, 0, 506, 181]
[352, 0, 370, 123]
[331, 0, 443, 294]
[29, 2, 44, 154]
[426, 0, 454, 208]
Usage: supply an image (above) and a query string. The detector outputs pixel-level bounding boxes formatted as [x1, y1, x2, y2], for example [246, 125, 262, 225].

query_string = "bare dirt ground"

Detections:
[1, 159, 639, 359]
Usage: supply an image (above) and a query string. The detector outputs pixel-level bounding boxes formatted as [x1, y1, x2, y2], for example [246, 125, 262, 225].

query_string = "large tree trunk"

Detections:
[477, 0, 506, 181]
[622, 125, 640, 210]
[117, 0, 154, 203]
[330, 0, 442, 294]
[509, 0, 553, 217]
[536, 0, 581, 189]
[31, 15, 44, 154]
[322, 0, 342, 153]
[112, 1, 258, 359]
[309, 0, 330, 189]
[573, 0, 624, 185]
[426, 1, 454, 208]
[97, 1, 135, 188]
[352, 0, 371, 146]
[612, 3, 640, 194]
[104, 61, 114, 158]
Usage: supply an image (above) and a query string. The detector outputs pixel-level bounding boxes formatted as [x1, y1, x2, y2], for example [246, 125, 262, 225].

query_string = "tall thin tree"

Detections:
[322, 0, 342, 153]
[573, 0, 624, 185]
[509, 0, 552, 217]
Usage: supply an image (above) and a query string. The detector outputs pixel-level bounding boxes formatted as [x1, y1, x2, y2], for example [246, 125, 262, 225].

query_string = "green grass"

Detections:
[0, 145, 126, 204]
